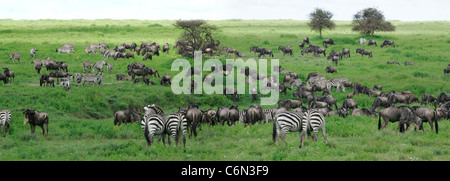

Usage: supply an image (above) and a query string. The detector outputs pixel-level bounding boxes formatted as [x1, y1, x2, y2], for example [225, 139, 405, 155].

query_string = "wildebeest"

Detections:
[23, 109, 49, 136]
[228, 106, 240, 126]
[82, 61, 91, 73]
[40, 74, 54, 87]
[404, 62, 417, 66]
[436, 93, 450, 106]
[412, 107, 438, 134]
[3, 68, 14, 83]
[351, 108, 376, 117]
[186, 105, 202, 137]
[325, 65, 337, 74]
[356, 48, 373, 57]
[278, 46, 293, 56]
[387, 61, 400, 65]
[245, 105, 264, 125]
[143, 53, 153, 61]
[30, 48, 37, 58]
[303, 37, 310, 44]
[9, 52, 20, 63]
[380, 40, 395, 48]
[444, 65, 450, 74]
[202, 109, 217, 126]
[217, 106, 230, 126]
[421, 93, 436, 105]
[85, 44, 99, 56]
[235, 51, 246, 57]
[326, 107, 348, 118]
[342, 48, 350, 58]
[0, 74, 7, 84]
[49, 70, 69, 84]
[258, 48, 274, 58]
[367, 40, 377, 46]
[250, 46, 262, 55]
[114, 108, 142, 126]
[378, 106, 423, 133]
[56, 61, 68, 72]
[163, 43, 169, 53]
[370, 97, 391, 112]
[160, 74, 172, 86]
[323, 39, 335, 47]
[328, 55, 339, 66]
[342, 98, 358, 111]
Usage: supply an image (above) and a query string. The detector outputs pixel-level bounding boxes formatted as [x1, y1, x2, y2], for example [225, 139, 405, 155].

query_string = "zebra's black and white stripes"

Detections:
[141, 111, 187, 148]
[141, 114, 167, 147]
[326, 78, 349, 92]
[273, 109, 328, 148]
[301, 109, 328, 147]
[0, 110, 11, 137]
[165, 113, 188, 148]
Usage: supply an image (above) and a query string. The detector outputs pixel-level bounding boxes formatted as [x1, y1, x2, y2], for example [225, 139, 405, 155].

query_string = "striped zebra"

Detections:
[143, 104, 165, 116]
[92, 60, 106, 74]
[75, 73, 103, 86]
[263, 109, 275, 123]
[301, 109, 328, 147]
[0, 110, 11, 137]
[238, 110, 246, 124]
[165, 112, 188, 148]
[273, 111, 304, 147]
[60, 76, 73, 91]
[141, 114, 167, 147]
[326, 78, 349, 92]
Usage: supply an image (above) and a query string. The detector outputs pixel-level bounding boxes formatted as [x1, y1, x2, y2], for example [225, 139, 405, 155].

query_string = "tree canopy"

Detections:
[307, 8, 335, 37]
[352, 8, 396, 36]
[174, 20, 219, 57]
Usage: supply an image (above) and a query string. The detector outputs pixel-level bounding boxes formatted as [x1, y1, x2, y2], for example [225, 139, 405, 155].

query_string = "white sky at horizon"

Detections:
[1, 0, 449, 21]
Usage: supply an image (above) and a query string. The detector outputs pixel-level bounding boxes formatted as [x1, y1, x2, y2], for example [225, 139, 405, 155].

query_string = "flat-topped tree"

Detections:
[352, 8, 396, 37]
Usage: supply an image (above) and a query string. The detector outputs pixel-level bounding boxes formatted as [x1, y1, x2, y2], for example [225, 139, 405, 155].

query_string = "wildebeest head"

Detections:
[22, 109, 35, 125]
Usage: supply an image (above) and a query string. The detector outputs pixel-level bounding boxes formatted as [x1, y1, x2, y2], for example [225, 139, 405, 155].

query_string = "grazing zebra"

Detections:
[107, 63, 113, 73]
[165, 112, 188, 148]
[141, 114, 167, 147]
[326, 78, 349, 92]
[30, 48, 37, 58]
[56, 48, 73, 56]
[273, 111, 304, 147]
[301, 109, 328, 147]
[75, 73, 103, 86]
[0, 110, 11, 137]
[9, 52, 20, 63]
[92, 60, 106, 74]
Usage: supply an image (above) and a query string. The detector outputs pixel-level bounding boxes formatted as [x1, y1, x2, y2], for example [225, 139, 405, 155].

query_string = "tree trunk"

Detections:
[319, 28, 322, 37]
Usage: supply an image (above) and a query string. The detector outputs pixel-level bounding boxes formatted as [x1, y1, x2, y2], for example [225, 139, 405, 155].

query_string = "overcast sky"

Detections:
[1, 0, 449, 21]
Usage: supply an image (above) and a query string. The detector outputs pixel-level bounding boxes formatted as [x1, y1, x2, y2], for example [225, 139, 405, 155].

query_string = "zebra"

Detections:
[75, 73, 103, 86]
[238, 110, 246, 123]
[141, 114, 167, 148]
[301, 109, 328, 147]
[60, 76, 73, 91]
[107, 63, 113, 74]
[56, 48, 73, 56]
[263, 109, 275, 123]
[143, 104, 165, 116]
[165, 112, 188, 148]
[92, 60, 106, 74]
[326, 78, 349, 92]
[273, 111, 304, 147]
[9, 52, 20, 63]
[0, 110, 11, 137]
[30, 48, 37, 58]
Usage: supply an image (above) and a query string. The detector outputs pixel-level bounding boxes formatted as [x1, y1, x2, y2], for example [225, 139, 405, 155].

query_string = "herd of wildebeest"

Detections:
[0, 35, 449, 149]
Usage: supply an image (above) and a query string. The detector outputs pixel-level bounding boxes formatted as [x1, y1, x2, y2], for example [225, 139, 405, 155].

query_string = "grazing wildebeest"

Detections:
[3, 68, 14, 83]
[298, 42, 305, 48]
[412, 107, 439, 134]
[23, 109, 49, 136]
[342, 98, 358, 111]
[202, 109, 217, 126]
[387, 61, 400, 65]
[250, 46, 262, 55]
[351, 108, 376, 117]
[326, 65, 337, 74]
[40, 74, 54, 87]
[9, 52, 20, 63]
[163, 43, 169, 53]
[49, 70, 69, 84]
[143, 53, 153, 61]
[278, 46, 293, 56]
[378, 106, 423, 133]
[421, 93, 436, 105]
[326, 107, 348, 118]
[436, 93, 450, 107]
[404, 62, 417, 66]
[114, 108, 142, 126]
[160, 74, 171, 86]
[327, 56, 339, 66]
[367, 40, 377, 46]
[56, 61, 68, 72]
[342, 48, 350, 58]
[359, 38, 367, 45]
[235, 51, 246, 57]
[30, 48, 37, 58]
[258, 48, 274, 58]
[323, 39, 335, 47]
[371, 97, 391, 112]
[356, 48, 373, 57]
[186, 105, 202, 137]
[303, 37, 310, 44]
[380, 40, 395, 48]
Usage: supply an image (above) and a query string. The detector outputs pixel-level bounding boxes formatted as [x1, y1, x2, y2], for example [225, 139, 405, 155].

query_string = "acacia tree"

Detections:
[352, 8, 395, 36]
[174, 20, 219, 57]
[307, 8, 335, 37]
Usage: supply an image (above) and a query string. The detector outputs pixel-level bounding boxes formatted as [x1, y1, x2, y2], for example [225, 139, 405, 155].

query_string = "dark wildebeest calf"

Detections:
[23, 109, 49, 136]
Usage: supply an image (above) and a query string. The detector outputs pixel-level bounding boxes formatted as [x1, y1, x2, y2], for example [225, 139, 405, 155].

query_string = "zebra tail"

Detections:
[434, 111, 438, 134]
[143, 119, 151, 147]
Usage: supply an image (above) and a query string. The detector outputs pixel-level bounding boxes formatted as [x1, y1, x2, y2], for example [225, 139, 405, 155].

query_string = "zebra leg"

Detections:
[280, 130, 287, 147]
[299, 130, 306, 148]
[321, 126, 328, 145]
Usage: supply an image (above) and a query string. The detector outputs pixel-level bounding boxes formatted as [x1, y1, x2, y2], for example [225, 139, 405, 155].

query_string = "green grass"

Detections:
[0, 19, 449, 161]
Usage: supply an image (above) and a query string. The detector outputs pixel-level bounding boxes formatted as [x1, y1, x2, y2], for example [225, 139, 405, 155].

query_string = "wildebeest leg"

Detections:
[30, 125, 35, 134]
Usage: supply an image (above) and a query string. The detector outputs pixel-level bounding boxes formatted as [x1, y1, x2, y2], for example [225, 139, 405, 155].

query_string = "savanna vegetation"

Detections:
[0, 19, 448, 161]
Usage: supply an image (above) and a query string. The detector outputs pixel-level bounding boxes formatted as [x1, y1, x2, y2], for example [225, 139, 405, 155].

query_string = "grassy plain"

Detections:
[0, 19, 448, 160]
